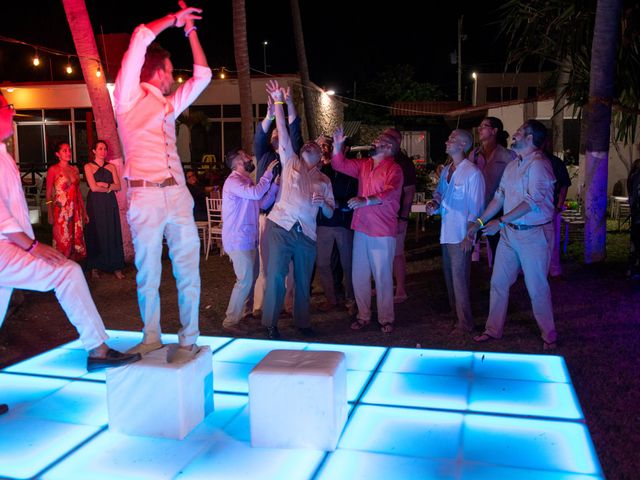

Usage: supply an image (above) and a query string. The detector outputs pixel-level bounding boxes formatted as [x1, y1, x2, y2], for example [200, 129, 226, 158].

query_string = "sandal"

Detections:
[380, 323, 394, 333]
[350, 318, 370, 330]
[473, 333, 495, 343]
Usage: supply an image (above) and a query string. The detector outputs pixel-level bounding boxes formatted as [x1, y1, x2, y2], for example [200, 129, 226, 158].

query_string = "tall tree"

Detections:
[289, 0, 317, 140]
[232, 0, 253, 154]
[61, 0, 133, 261]
[584, 0, 623, 262]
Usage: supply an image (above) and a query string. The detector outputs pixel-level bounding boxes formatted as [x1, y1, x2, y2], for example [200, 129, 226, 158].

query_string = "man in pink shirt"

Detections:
[0, 93, 140, 418]
[114, 5, 211, 362]
[332, 128, 404, 333]
[221, 150, 278, 335]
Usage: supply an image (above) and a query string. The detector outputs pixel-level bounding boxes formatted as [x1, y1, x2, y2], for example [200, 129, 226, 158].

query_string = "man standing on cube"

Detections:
[114, 3, 211, 362]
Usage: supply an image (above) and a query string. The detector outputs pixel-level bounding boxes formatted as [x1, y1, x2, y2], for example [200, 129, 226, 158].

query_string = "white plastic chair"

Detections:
[205, 197, 224, 259]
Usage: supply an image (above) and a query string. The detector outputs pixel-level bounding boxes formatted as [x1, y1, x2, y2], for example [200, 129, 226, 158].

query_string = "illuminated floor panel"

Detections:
[0, 335, 602, 479]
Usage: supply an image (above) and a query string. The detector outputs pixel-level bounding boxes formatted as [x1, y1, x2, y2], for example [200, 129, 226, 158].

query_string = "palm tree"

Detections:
[583, 0, 623, 262]
[232, 0, 254, 154]
[61, 0, 133, 261]
[289, 0, 317, 140]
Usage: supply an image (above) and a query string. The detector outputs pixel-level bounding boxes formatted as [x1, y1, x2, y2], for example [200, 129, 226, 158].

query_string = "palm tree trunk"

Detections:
[61, 0, 133, 262]
[552, 57, 572, 156]
[583, 0, 623, 263]
[290, 0, 317, 140]
[232, 0, 254, 154]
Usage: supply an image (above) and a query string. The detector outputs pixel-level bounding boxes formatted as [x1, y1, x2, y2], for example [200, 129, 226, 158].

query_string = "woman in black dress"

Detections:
[84, 140, 125, 279]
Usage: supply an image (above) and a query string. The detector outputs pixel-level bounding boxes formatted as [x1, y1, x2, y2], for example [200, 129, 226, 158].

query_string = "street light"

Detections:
[471, 71, 478, 106]
[262, 41, 268, 73]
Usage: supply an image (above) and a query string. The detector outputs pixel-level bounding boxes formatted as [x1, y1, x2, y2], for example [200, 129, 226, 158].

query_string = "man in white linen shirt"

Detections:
[221, 149, 278, 335]
[427, 129, 485, 334]
[261, 80, 335, 340]
[468, 120, 557, 350]
[114, 5, 212, 362]
[0, 92, 140, 418]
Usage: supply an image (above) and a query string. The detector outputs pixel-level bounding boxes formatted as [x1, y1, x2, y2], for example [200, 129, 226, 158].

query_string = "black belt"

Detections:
[507, 221, 551, 231]
[128, 177, 177, 188]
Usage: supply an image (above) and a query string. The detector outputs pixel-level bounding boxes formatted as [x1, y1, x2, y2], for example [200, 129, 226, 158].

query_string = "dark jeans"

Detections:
[261, 220, 316, 328]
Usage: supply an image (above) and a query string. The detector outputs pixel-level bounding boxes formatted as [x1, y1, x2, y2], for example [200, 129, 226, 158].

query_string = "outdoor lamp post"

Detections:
[263, 41, 268, 73]
[472, 71, 478, 106]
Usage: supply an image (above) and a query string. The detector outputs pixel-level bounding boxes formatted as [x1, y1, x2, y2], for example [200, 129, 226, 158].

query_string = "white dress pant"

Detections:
[127, 185, 200, 347]
[0, 240, 109, 351]
[484, 224, 557, 343]
[352, 231, 396, 325]
[224, 249, 258, 326]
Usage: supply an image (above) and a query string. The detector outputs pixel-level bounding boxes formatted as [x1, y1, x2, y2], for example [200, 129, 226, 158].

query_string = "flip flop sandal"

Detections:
[351, 318, 370, 330]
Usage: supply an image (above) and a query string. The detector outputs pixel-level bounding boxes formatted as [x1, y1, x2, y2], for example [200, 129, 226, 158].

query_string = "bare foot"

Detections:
[91, 269, 101, 280]
[114, 270, 125, 280]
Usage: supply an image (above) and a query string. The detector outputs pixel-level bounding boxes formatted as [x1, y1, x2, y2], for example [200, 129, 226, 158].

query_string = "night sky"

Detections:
[2, 0, 508, 100]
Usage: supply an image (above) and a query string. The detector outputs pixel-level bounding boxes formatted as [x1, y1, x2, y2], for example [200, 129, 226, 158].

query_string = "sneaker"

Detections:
[87, 348, 142, 372]
[167, 344, 201, 364]
[126, 341, 164, 355]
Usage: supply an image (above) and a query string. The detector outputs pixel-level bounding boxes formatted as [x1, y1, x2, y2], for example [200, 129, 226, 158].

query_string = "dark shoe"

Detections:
[0, 403, 8, 415]
[222, 323, 247, 336]
[266, 326, 281, 340]
[87, 348, 142, 372]
[297, 327, 316, 338]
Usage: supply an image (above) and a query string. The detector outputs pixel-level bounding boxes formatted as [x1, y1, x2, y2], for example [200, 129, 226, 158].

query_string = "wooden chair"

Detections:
[205, 197, 224, 259]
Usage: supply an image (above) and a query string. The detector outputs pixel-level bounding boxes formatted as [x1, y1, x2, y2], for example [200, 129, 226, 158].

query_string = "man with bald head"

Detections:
[427, 129, 485, 334]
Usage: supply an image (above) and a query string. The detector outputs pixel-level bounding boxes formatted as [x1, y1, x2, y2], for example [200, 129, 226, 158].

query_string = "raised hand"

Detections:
[266, 80, 283, 102]
[284, 87, 293, 104]
[174, 3, 202, 28]
[266, 97, 275, 119]
[333, 127, 346, 153]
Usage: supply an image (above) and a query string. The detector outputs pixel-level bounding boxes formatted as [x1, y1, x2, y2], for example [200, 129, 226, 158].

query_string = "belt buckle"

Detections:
[294, 222, 302, 233]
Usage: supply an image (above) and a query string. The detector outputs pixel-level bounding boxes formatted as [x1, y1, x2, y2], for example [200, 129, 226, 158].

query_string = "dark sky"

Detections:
[1, 0, 508, 100]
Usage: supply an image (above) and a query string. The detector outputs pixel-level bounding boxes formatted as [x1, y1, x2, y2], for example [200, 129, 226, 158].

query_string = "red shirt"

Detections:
[331, 153, 403, 237]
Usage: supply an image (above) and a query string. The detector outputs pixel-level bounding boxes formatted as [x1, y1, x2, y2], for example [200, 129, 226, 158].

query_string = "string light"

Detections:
[177, 76, 184, 83]
[33, 50, 40, 67]
[95, 65, 102, 78]
[220, 72, 225, 79]
[66, 56, 73, 75]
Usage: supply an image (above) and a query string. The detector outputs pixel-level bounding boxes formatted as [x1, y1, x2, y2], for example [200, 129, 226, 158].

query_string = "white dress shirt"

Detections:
[268, 147, 334, 242]
[434, 159, 485, 244]
[114, 25, 212, 185]
[0, 143, 33, 241]
[494, 150, 556, 226]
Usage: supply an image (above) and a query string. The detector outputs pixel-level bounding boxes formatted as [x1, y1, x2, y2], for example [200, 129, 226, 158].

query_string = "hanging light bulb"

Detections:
[96, 65, 102, 78]
[66, 57, 73, 75]
[177, 76, 184, 83]
[219, 68, 226, 79]
[33, 50, 40, 67]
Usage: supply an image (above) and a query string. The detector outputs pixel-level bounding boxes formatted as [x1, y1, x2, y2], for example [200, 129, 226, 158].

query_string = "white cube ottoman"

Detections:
[106, 345, 213, 440]
[249, 349, 347, 451]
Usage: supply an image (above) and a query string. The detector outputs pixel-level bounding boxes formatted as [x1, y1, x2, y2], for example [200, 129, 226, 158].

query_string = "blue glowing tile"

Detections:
[339, 404, 463, 459]
[187, 394, 249, 440]
[193, 335, 233, 352]
[0, 416, 102, 479]
[460, 463, 604, 480]
[59, 330, 144, 351]
[362, 372, 469, 410]
[472, 352, 570, 383]
[41, 430, 210, 480]
[469, 377, 583, 420]
[0, 373, 69, 410]
[5, 348, 89, 379]
[304, 343, 386, 371]
[462, 414, 602, 475]
[212, 338, 308, 364]
[21, 380, 108, 426]
[317, 450, 457, 480]
[174, 436, 325, 480]
[212, 361, 254, 394]
[346, 370, 374, 402]
[381, 348, 474, 376]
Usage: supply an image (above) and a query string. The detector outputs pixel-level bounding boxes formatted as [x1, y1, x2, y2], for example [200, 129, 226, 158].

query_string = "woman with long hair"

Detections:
[46, 141, 87, 261]
[84, 140, 125, 279]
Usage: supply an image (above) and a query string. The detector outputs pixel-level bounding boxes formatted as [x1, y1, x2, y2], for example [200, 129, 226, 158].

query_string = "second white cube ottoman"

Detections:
[106, 345, 213, 440]
[249, 349, 347, 451]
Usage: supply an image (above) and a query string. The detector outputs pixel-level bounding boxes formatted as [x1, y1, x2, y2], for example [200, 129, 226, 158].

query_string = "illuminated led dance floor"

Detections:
[0, 330, 602, 479]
